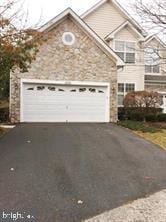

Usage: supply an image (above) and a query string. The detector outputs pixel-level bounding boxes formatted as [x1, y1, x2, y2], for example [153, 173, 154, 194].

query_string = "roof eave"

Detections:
[145, 35, 166, 48]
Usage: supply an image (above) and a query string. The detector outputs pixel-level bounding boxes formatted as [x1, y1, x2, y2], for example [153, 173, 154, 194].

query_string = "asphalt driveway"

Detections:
[0, 123, 166, 222]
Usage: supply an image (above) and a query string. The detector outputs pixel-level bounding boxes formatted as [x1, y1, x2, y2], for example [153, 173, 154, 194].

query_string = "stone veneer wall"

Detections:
[10, 17, 117, 123]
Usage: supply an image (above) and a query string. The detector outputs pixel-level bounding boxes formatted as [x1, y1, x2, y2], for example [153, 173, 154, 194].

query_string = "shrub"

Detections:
[145, 113, 166, 122]
[123, 90, 163, 121]
[0, 108, 9, 123]
[118, 107, 162, 122]
[128, 112, 144, 121]
[156, 113, 166, 122]
[118, 107, 127, 120]
[145, 114, 157, 122]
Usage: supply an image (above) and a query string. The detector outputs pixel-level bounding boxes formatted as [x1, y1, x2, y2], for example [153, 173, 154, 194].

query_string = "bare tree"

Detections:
[132, 0, 166, 71]
[134, 0, 166, 34]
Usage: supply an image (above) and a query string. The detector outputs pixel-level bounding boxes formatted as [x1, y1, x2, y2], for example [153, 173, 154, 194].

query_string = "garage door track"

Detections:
[0, 123, 165, 222]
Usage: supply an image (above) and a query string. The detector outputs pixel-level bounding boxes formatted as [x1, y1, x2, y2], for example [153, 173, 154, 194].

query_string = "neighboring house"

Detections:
[144, 36, 166, 113]
[81, 0, 166, 111]
[10, 0, 166, 123]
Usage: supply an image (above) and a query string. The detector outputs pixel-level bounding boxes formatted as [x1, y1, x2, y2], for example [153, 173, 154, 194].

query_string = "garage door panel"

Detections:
[22, 83, 109, 122]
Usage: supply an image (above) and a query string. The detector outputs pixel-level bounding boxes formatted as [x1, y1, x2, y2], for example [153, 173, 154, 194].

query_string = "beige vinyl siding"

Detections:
[118, 65, 145, 91]
[84, 2, 125, 39]
[114, 27, 139, 41]
[113, 28, 145, 91]
[147, 38, 163, 48]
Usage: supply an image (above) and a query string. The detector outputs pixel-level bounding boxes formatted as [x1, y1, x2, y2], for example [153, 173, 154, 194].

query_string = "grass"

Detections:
[0, 127, 9, 137]
[118, 120, 166, 150]
[0, 99, 9, 109]
[0, 99, 10, 137]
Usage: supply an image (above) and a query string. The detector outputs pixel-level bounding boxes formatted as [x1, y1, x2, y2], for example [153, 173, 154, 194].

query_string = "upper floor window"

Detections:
[115, 40, 135, 64]
[145, 47, 160, 73]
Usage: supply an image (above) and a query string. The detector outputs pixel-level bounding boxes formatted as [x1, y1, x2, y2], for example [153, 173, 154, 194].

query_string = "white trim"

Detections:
[39, 8, 124, 66]
[106, 83, 110, 122]
[9, 72, 12, 121]
[159, 92, 166, 95]
[105, 21, 145, 41]
[21, 79, 110, 87]
[20, 79, 24, 122]
[20, 79, 110, 123]
[81, 0, 146, 35]
[145, 72, 162, 76]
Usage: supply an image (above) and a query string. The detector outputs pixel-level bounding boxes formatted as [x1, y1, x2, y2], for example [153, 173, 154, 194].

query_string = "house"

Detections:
[10, 8, 123, 123]
[10, 0, 166, 123]
[81, 0, 166, 110]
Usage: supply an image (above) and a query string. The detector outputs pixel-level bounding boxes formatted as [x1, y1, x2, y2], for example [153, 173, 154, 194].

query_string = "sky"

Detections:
[22, 0, 135, 26]
[5, 0, 164, 40]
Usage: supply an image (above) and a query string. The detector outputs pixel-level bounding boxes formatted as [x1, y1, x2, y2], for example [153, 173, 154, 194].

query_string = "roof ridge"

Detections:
[39, 7, 124, 66]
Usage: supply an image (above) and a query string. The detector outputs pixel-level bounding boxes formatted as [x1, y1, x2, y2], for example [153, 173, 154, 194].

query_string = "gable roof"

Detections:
[145, 35, 166, 48]
[39, 8, 124, 66]
[105, 21, 145, 41]
[81, 0, 146, 36]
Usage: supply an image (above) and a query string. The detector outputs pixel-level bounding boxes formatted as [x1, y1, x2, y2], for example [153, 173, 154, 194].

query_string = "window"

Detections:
[118, 83, 124, 93]
[62, 32, 76, 45]
[126, 83, 135, 92]
[48, 86, 56, 91]
[98, 90, 104, 93]
[79, 88, 86, 92]
[27, 87, 34, 91]
[37, 86, 45, 91]
[145, 47, 160, 73]
[89, 88, 96, 93]
[118, 83, 135, 106]
[145, 65, 160, 73]
[115, 41, 135, 63]
[70, 89, 77, 92]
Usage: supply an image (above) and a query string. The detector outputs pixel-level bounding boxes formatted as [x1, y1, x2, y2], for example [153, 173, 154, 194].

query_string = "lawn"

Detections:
[118, 120, 166, 150]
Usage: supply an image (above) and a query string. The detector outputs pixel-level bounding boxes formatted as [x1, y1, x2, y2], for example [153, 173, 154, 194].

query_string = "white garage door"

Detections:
[21, 82, 109, 122]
